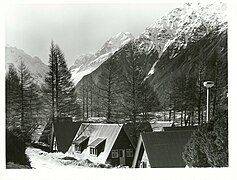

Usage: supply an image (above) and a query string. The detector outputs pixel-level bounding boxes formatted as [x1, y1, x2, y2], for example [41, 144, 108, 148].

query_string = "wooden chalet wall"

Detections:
[106, 128, 135, 167]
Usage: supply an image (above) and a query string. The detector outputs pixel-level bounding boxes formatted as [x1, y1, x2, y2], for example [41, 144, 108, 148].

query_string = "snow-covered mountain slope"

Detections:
[139, 2, 227, 78]
[73, 2, 227, 88]
[70, 32, 134, 84]
[5, 46, 48, 84]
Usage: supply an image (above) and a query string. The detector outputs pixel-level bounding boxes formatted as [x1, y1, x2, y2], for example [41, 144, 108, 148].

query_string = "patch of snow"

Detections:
[146, 60, 158, 79]
[140, 2, 227, 60]
[71, 67, 96, 85]
[150, 120, 174, 132]
[26, 147, 112, 169]
[70, 32, 134, 85]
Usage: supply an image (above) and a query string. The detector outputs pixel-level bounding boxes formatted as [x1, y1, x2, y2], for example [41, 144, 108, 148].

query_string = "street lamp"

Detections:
[203, 81, 215, 123]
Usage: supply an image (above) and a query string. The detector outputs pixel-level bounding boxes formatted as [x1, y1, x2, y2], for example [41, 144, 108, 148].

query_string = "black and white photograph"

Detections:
[1, 0, 236, 179]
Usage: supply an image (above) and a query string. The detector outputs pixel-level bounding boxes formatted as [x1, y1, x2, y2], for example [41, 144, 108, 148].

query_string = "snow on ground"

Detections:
[26, 147, 112, 169]
[150, 120, 174, 132]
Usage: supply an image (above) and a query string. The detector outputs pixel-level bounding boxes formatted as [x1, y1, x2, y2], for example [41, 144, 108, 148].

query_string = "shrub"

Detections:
[182, 109, 228, 167]
[6, 128, 31, 168]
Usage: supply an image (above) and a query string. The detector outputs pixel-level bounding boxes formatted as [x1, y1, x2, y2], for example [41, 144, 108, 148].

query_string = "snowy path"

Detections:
[25, 147, 111, 169]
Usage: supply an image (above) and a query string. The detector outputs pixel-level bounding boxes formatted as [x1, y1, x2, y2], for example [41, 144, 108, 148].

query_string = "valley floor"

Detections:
[25, 147, 113, 169]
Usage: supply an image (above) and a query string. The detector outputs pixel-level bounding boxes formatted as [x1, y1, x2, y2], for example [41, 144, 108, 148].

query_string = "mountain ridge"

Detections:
[5, 46, 48, 84]
[70, 32, 134, 84]
[73, 2, 227, 88]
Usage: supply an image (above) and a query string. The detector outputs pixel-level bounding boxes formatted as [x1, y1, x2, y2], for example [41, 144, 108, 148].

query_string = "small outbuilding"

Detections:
[53, 121, 82, 153]
[132, 129, 194, 168]
[38, 118, 82, 152]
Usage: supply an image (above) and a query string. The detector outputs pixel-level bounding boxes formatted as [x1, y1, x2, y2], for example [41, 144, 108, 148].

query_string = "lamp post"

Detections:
[203, 81, 214, 123]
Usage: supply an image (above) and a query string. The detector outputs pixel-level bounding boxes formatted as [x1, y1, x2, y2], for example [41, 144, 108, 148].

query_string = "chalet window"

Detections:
[111, 150, 118, 158]
[126, 149, 133, 157]
[140, 161, 147, 168]
[88, 138, 106, 156]
[90, 147, 97, 156]
[73, 136, 89, 154]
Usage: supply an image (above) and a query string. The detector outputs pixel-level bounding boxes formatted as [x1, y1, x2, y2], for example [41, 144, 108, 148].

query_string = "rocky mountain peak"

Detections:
[5, 46, 48, 85]
[70, 32, 134, 84]
[140, 2, 227, 58]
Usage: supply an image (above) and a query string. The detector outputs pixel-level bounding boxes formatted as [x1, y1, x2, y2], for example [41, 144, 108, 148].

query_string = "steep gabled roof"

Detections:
[70, 123, 123, 164]
[38, 121, 52, 145]
[73, 136, 89, 144]
[141, 131, 194, 167]
[88, 138, 106, 148]
[54, 121, 82, 153]
[38, 117, 74, 145]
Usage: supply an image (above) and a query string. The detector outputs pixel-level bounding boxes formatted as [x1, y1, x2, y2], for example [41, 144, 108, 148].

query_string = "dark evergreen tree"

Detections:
[93, 55, 124, 122]
[6, 64, 21, 129]
[197, 47, 206, 125]
[18, 61, 41, 141]
[205, 109, 228, 166]
[138, 79, 160, 121]
[182, 108, 228, 167]
[122, 44, 160, 123]
[122, 44, 145, 122]
[43, 42, 81, 150]
[182, 124, 211, 167]
[56, 45, 80, 117]
[43, 41, 56, 121]
[76, 76, 100, 121]
[43, 42, 80, 120]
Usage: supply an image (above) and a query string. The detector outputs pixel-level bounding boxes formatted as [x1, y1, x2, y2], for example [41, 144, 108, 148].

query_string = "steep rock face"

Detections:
[139, 2, 227, 79]
[71, 2, 228, 126]
[140, 2, 227, 58]
[70, 32, 134, 84]
[148, 29, 227, 103]
[75, 40, 159, 90]
[75, 2, 227, 105]
[5, 46, 48, 84]
[74, 2, 227, 87]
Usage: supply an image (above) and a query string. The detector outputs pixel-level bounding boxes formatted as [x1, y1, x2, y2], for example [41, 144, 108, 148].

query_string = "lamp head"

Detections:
[203, 81, 214, 88]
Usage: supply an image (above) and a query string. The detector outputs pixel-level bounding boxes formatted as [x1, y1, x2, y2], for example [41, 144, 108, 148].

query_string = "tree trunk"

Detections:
[191, 111, 194, 126]
[86, 88, 89, 119]
[107, 75, 111, 121]
[82, 83, 85, 121]
[184, 108, 187, 126]
[181, 110, 183, 126]
[188, 113, 191, 126]
[55, 53, 59, 121]
[173, 101, 176, 122]
[198, 81, 202, 125]
[90, 89, 93, 117]
[163, 110, 166, 121]
[169, 109, 171, 121]
[49, 123, 54, 152]
[51, 55, 55, 123]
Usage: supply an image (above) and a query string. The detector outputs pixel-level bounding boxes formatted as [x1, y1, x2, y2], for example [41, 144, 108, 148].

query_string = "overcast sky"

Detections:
[6, 3, 182, 66]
